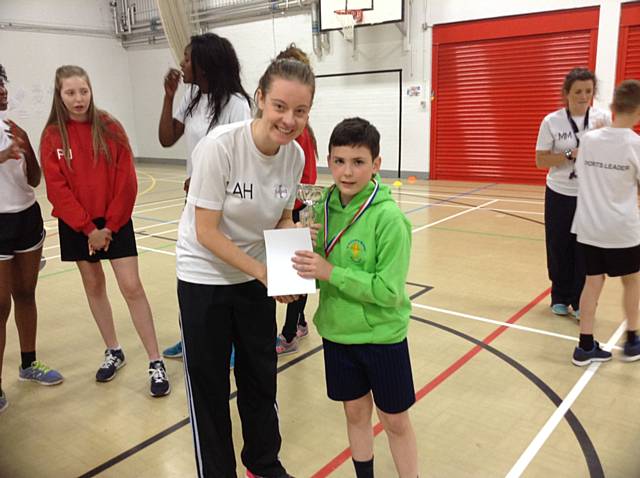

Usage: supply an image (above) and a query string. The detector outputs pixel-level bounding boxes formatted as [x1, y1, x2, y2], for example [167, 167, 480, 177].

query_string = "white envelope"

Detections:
[263, 228, 317, 297]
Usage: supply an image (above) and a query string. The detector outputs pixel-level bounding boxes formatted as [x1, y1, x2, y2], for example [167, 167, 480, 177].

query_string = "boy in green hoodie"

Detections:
[293, 118, 418, 478]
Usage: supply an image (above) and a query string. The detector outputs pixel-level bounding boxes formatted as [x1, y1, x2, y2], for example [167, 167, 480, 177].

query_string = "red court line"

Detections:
[310, 287, 551, 478]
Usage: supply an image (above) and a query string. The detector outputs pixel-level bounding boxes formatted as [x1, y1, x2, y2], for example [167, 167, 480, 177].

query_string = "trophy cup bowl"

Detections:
[296, 184, 324, 226]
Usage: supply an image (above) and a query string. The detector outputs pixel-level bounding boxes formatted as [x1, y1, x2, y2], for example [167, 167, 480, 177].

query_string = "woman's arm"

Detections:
[158, 69, 185, 147]
[6, 120, 40, 186]
[275, 209, 295, 229]
[535, 149, 576, 169]
[195, 207, 267, 286]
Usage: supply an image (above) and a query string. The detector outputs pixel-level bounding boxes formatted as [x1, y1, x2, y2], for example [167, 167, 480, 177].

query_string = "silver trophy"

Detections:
[296, 184, 324, 226]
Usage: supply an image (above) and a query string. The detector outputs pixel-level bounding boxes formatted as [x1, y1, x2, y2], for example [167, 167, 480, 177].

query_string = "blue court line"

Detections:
[402, 182, 497, 215]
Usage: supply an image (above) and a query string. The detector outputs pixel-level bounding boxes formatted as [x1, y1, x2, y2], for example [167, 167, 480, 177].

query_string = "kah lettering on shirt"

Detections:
[231, 181, 253, 199]
[56, 148, 72, 161]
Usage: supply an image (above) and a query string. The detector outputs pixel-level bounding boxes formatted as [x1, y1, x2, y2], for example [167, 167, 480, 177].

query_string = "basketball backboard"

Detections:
[319, 0, 404, 31]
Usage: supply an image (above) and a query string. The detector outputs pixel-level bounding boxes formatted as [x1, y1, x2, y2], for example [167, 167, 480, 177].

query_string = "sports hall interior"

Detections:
[1, 1, 639, 477]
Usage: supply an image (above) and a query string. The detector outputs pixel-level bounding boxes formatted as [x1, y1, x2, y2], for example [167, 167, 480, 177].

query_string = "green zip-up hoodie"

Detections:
[313, 178, 412, 344]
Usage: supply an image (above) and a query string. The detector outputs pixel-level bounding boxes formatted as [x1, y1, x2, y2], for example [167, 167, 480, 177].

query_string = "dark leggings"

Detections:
[544, 186, 585, 310]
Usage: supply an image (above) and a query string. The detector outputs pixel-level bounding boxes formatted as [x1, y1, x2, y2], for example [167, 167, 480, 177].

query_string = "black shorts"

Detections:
[322, 338, 416, 414]
[58, 218, 137, 263]
[0, 202, 45, 260]
[579, 242, 640, 277]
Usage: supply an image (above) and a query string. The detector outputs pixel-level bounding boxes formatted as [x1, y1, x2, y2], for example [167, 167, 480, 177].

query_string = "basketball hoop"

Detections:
[334, 9, 363, 42]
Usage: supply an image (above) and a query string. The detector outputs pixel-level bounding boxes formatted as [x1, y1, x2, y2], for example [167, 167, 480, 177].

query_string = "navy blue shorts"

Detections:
[58, 217, 137, 263]
[579, 242, 640, 277]
[0, 202, 45, 260]
[322, 338, 416, 414]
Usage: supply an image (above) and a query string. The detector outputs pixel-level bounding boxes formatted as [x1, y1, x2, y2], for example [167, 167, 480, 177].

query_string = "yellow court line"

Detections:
[138, 171, 157, 196]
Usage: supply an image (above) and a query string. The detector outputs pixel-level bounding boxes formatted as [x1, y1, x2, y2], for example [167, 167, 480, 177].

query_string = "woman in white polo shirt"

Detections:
[176, 58, 313, 478]
[158, 32, 252, 359]
[536, 67, 610, 319]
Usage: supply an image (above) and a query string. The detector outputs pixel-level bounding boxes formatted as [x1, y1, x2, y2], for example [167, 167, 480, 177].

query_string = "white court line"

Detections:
[505, 321, 627, 478]
[412, 199, 499, 233]
[395, 190, 544, 206]
[138, 245, 176, 256]
[411, 303, 623, 351]
[43, 227, 178, 260]
[42, 197, 185, 225]
[42, 219, 179, 251]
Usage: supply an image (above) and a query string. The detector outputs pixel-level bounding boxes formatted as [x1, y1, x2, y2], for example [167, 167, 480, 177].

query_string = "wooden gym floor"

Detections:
[0, 163, 638, 478]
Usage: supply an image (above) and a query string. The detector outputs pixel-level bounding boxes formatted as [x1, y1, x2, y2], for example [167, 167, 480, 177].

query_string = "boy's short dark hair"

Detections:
[328, 117, 380, 159]
[611, 79, 640, 114]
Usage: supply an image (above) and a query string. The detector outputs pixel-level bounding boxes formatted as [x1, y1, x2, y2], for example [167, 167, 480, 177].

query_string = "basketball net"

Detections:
[334, 9, 363, 42]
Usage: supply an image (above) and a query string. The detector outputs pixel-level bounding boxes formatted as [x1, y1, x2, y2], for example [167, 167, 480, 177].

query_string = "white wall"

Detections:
[0, 0, 137, 155]
[0, 0, 113, 30]
[3, 0, 639, 177]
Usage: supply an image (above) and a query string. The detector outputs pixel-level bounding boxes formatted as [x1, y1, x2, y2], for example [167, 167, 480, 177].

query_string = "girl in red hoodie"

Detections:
[41, 65, 170, 397]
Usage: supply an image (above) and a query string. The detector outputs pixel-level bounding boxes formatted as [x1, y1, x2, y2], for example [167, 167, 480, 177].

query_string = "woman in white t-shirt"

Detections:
[0, 65, 63, 414]
[535, 68, 610, 319]
[176, 58, 312, 478]
[158, 32, 252, 359]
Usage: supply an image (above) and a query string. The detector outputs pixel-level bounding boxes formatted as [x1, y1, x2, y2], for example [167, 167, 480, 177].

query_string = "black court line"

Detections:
[135, 230, 178, 243]
[78, 284, 437, 477]
[78, 345, 324, 478]
[410, 314, 604, 477]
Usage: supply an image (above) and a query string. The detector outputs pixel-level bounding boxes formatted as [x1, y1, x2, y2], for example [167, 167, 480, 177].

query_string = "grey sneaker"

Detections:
[0, 391, 7, 413]
[96, 349, 126, 382]
[18, 360, 63, 385]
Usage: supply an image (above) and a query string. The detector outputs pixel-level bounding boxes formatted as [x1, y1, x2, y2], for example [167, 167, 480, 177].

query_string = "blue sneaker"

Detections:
[572, 342, 612, 366]
[570, 308, 580, 320]
[230, 347, 235, 370]
[551, 304, 569, 316]
[18, 360, 63, 385]
[0, 391, 7, 413]
[622, 338, 640, 362]
[162, 341, 183, 359]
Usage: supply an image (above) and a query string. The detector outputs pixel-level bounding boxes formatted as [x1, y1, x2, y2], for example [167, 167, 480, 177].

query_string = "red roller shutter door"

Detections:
[617, 2, 640, 134]
[431, 8, 599, 183]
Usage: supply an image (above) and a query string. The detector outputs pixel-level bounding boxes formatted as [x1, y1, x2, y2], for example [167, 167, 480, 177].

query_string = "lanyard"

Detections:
[323, 179, 380, 257]
[565, 107, 590, 148]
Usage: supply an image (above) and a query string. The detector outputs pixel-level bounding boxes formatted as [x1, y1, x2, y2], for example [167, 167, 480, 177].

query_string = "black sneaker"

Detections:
[622, 337, 640, 362]
[572, 341, 612, 366]
[96, 349, 126, 382]
[149, 360, 170, 397]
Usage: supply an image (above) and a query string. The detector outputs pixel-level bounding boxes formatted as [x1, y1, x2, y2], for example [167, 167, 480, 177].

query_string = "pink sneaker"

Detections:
[296, 324, 309, 339]
[275, 334, 298, 356]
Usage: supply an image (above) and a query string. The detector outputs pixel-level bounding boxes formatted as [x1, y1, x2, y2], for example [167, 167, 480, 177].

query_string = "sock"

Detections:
[627, 330, 637, 344]
[579, 334, 594, 351]
[353, 457, 374, 478]
[21, 351, 36, 370]
[109, 345, 122, 352]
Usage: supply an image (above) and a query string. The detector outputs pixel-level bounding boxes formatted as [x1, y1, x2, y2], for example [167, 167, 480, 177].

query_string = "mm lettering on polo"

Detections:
[558, 131, 574, 141]
[231, 182, 254, 199]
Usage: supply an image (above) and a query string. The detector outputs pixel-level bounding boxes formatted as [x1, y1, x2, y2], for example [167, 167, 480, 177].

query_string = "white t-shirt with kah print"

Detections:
[173, 85, 252, 177]
[536, 107, 611, 197]
[571, 127, 640, 248]
[0, 119, 35, 213]
[176, 120, 305, 285]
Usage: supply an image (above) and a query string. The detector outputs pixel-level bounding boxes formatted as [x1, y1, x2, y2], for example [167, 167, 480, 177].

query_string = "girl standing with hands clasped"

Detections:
[41, 65, 170, 397]
[0, 64, 63, 414]
[536, 68, 610, 319]
[176, 58, 313, 477]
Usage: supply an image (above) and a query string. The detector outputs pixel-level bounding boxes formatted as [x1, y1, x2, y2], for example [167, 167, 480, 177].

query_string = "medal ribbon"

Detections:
[323, 179, 380, 257]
